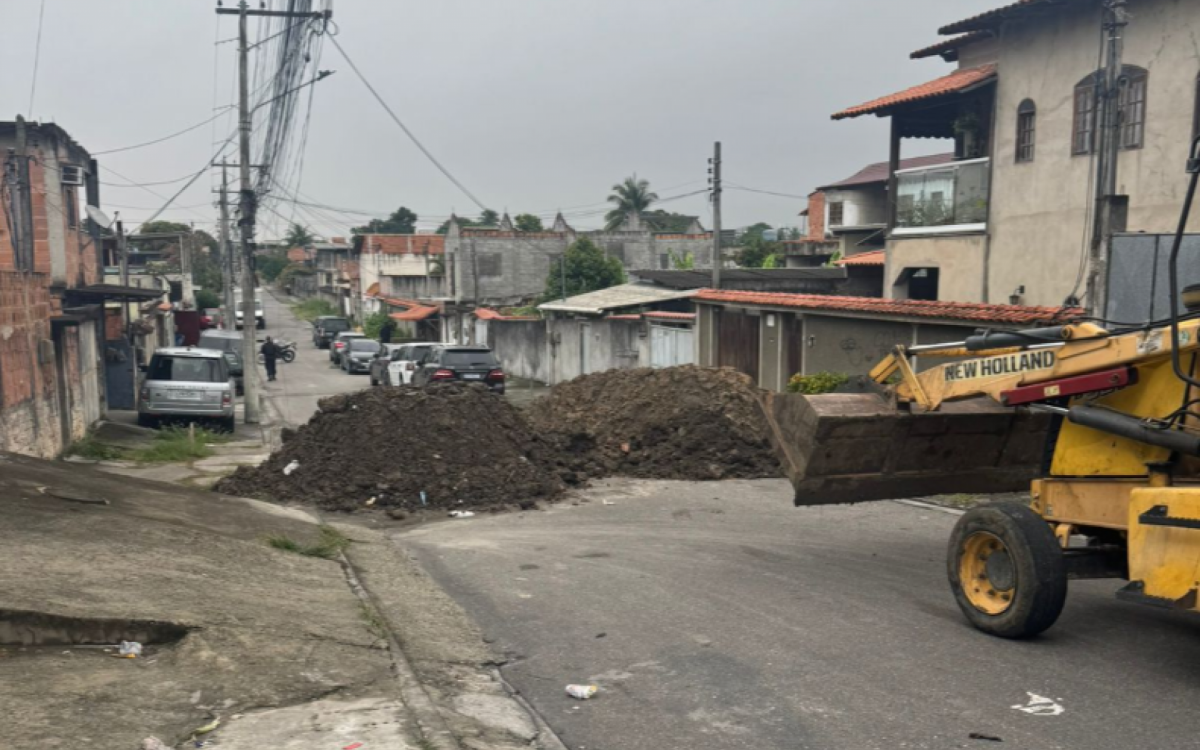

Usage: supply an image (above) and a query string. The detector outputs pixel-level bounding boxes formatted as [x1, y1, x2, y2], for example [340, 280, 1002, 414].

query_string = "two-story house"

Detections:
[833, 0, 1200, 308]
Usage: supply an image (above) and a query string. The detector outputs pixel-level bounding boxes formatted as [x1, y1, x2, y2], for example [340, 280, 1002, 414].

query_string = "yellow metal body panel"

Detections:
[1128, 487, 1200, 605]
[1050, 359, 1183, 477]
[1031, 478, 1141, 530]
[881, 319, 1200, 410]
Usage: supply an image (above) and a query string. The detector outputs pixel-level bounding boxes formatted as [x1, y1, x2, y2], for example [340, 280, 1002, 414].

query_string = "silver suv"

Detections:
[138, 347, 236, 432]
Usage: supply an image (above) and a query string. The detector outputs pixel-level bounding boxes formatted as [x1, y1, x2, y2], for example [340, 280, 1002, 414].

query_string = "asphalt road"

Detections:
[398, 479, 1200, 750]
[256, 290, 367, 427]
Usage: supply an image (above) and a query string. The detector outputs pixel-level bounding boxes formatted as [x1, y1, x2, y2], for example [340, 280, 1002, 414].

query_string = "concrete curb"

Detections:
[336, 550, 462, 750]
[492, 667, 570, 750]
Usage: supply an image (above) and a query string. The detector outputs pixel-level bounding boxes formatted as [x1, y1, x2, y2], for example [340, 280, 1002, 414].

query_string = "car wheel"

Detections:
[137, 413, 158, 429]
[219, 416, 236, 434]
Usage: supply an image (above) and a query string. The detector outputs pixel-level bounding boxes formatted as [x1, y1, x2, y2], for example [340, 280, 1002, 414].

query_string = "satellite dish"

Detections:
[86, 205, 113, 229]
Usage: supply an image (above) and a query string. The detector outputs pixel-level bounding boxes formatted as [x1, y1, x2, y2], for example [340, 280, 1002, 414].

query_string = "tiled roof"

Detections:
[473, 308, 504, 320]
[836, 250, 886, 267]
[642, 311, 696, 321]
[538, 283, 698, 315]
[364, 282, 381, 297]
[694, 289, 1082, 325]
[911, 31, 991, 60]
[832, 63, 997, 120]
[940, 0, 1050, 35]
[607, 314, 642, 321]
[286, 247, 310, 263]
[390, 305, 439, 322]
[819, 153, 955, 190]
[362, 234, 445, 256]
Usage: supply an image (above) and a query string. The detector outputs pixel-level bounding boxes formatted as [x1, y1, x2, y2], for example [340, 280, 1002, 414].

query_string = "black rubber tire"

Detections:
[947, 501, 1067, 639]
[137, 413, 157, 429]
[281, 350, 295, 363]
[219, 416, 236, 434]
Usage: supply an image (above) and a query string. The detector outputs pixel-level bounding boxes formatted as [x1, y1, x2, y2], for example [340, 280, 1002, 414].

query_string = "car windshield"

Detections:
[350, 339, 380, 352]
[147, 355, 225, 383]
[441, 350, 497, 367]
[323, 319, 350, 332]
[407, 345, 432, 361]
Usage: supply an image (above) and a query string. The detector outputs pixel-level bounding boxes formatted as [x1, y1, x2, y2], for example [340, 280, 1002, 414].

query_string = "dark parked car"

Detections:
[412, 345, 505, 394]
[329, 331, 366, 365]
[368, 343, 405, 385]
[197, 330, 245, 394]
[342, 338, 382, 374]
[313, 316, 350, 348]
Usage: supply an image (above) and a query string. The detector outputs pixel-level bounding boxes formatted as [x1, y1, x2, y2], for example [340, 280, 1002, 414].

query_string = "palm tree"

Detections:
[604, 176, 658, 230]
[285, 223, 315, 248]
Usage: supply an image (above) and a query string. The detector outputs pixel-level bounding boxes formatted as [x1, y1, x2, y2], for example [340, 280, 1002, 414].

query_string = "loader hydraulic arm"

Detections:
[868, 319, 1200, 412]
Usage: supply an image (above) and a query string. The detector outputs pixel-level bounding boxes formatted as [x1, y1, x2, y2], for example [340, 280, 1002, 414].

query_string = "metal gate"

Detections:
[579, 323, 591, 375]
[105, 338, 136, 410]
[716, 309, 760, 382]
[78, 321, 102, 427]
[650, 325, 694, 368]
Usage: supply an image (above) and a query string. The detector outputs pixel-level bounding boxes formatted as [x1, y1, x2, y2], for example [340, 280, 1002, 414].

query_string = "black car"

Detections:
[342, 338, 382, 374]
[313, 316, 350, 348]
[197, 330, 245, 394]
[412, 345, 505, 393]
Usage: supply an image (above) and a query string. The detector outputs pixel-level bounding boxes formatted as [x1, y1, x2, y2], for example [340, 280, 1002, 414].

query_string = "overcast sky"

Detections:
[0, 0, 998, 238]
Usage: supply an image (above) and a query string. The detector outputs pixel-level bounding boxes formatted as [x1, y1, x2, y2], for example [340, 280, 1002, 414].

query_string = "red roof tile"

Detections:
[286, 247, 311, 263]
[362, 234, 445, 256]
[364, 282, 381, 297]
[606, 314, 642, 321]
[836, 250, 886, 267]
[819, 153, 955, 190]
[390, 305, 439, 322]
[832, 64, 997, 120]
[474, 308, 504, 320]
[642, 311, 696, 321]
[911, 31, 992, 60]
[694, 289, 1081, 325]
[940, 0, 1047, 35]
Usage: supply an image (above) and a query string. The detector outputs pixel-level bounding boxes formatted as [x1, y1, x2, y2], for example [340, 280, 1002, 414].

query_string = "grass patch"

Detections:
[129, 426, 229, 463]
[66, 435, 127, 461]
[290, 298, 337, 322]
[263, 525, 352, 559]
[359, 602, 389, 641]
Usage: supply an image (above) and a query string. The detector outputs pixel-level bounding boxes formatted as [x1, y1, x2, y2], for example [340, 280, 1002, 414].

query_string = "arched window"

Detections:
[1016, 99, 1036, 162]
[1072, 66, 1148, 155]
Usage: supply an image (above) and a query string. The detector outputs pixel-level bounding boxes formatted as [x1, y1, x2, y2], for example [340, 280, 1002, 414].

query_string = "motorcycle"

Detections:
[257, 339, 296, 364]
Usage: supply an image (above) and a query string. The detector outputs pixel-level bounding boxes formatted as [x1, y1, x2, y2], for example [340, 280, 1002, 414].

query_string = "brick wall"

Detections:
[807, 191, 826, 241]
[0, 271, 63, 456]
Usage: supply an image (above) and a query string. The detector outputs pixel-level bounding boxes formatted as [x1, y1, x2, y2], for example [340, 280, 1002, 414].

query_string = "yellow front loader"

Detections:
[762, 139, 1200, 638]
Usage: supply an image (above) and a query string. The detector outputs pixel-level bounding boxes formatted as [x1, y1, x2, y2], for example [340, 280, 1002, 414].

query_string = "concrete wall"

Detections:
[885, 233, 986, 300]
[984, 0, 1200, 306]
[487, 319, 549, 383]
[549, 317, 643, 383]
[825, 186, 887, 231]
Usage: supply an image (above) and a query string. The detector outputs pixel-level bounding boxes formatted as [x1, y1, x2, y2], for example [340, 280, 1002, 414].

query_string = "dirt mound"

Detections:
[527, 366, 782, 481]
[216, 384, 564, 513]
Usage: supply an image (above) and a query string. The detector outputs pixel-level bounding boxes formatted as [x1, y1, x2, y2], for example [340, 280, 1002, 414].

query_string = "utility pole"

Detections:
[218, 164, 235, 328]
[1086, 0, 1129, 317]
[116, 216, 128, 288]
[709, 141, 722, 289]
[181, 224, 196, 310]
[216, 1, 329, 424]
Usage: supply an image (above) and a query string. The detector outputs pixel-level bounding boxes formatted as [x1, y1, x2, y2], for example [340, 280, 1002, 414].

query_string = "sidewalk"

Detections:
[0, 452, 563, 748]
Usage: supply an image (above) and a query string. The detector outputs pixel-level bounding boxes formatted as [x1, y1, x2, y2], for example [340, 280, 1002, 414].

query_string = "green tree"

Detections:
[541, 237, 626, 303]
[133, 221, 221, 291]
[479, 209, 500, 227]
[667, 249, 695, 269]
[604, 176, 658, 230]
[196, 289, 221, 310]
[352, 206, 418, 235]
[285, 223, 315, 247]
[733, 223, 781, 268]
[514, 213, 544, 232]
[257, 252, 289, 281]
[435, 216, 477, 234]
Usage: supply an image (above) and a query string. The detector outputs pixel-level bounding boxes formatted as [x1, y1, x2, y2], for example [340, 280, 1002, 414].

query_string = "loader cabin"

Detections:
[692, 290, 1080, 392]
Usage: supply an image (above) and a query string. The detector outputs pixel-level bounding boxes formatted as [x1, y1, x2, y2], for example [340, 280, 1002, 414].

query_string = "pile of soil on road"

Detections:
[216, 383, 564, 513]
[527, 366, 782, 482]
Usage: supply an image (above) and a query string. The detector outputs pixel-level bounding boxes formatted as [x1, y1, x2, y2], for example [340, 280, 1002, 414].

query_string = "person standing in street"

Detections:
[261, 336, 280, 382]
[379, 317, 396, 344]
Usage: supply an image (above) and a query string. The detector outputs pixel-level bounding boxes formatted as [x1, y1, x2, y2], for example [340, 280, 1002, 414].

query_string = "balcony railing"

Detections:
[894, 157, 989, 234]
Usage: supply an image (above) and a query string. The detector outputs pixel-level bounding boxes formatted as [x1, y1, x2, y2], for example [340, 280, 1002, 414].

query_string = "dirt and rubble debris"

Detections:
[219, 367, 781, 514]
[528, 366, 782, 482]
[216, 383, 565, 513]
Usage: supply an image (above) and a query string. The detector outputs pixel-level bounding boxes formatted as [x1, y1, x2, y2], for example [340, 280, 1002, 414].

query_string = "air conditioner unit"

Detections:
[60, 165, 85, 186]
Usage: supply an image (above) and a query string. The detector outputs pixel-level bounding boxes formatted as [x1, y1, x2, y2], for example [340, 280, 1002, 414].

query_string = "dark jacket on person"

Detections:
[260, 341, 280, 361]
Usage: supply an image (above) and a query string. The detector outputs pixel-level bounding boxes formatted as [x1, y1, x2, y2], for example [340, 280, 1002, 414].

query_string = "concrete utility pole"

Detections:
[216, 1, 329, 423]
[218, 164, 235, 327]
[116, 216, 129, 288]
[1086, 0, 1129, 317]
[710, 141, 722, 290]
[181, 224, 196, 310]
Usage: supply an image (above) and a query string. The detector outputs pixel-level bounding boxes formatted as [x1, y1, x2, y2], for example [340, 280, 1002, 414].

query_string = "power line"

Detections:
[92, 109, 233, 156]
[27, 0, 47, 115]
[725, 182, 807, 200]
[328, 32, 489, 212]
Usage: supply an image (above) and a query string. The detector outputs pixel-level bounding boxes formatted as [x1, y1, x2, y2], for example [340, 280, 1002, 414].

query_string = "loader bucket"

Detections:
[758, 391, 1050, 506]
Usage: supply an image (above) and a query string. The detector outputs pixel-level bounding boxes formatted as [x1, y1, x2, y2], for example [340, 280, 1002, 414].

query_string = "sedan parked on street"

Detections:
[412, 345, 505, 394]
[329, 331, 365, 365]
[387, 342, 437, 386]
[368, 343, 405, 385]
[342, 338, 382, 374]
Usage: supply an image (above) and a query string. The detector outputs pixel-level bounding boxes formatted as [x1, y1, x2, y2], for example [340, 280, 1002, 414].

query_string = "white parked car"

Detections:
[387, 342, 437, 386]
